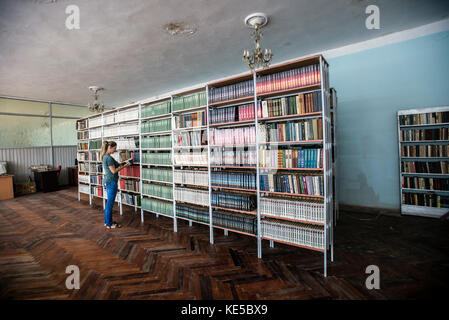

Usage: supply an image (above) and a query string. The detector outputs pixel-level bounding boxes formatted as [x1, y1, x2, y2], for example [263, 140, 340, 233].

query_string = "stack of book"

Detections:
[258, 119, 323, 142]
[211, 192, 256, 211]
[119, 165, 140, 178]
[78, 142, 88, 150]
[173, 150, 208, 166]
[260, 198, 324, 223]
[142, 152, 172, 165]
[176, 204, 210, 224]
[174, 111, 206, 129]
[77, 152, 88, 161]
[91, 185, 103, 197]
[119, 179, 140, 192]
[256, 64, 321, 94]
[142, 168, 172, 182]
[402, 176, 449, 190]
[142, 198, 173, 216]
[208, 80, 254, 104]
[259, 148, 323, 168]
[174, 187, 209, 206]
[209, 103, 262, 124]
[399, 111, 449, 125]
[209, 127, 256, 146]
[142, 183, 173, 200]
[90, 163, 103, 174]
[79, 184, 90, 194]
[90, 151, 100, 162]
[174, 170, 208, 187]
[402, 161, 449, 174]
[116, 107, 139, 122]
[260, 173, 324, 196]
[261, 218, 324, 250]
[401, 128, 448, 141]
[210, 148, 257, 166]
[77, 131, 88, 139]
[141, 118, 171, 133]
[89, 116, 102, 128]
[211, 171, 256, 190]
[172, 91, 206, 111]
[142, 135, 171, 148]
[76, 119, 88, 130]
[90, 175, 102, 185]
[174, 131, 207, 147]
[121, 193, 141, 207]
[402, 193, 448, 208]
[260, 92, 322, 118]
[213, 211, 257, 235]
[78, 175, 89, 184]
[78, 163, 89, 172]
[142, 101, 171, 118]
[401, 145, 449, 157]
[89, 140, 102, 149]
[89, 127, 102, 139]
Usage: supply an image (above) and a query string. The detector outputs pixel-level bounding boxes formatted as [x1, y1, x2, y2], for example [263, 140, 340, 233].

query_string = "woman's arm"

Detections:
[109, 162, 130, 174]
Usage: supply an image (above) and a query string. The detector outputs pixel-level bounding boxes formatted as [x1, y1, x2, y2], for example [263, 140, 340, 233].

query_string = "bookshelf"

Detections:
[397, 106, 449, 218]
[76, 54, 335, 276]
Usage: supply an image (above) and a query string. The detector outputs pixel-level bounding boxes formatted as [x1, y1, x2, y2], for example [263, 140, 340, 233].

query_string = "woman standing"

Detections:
[100, 141, 130, 229]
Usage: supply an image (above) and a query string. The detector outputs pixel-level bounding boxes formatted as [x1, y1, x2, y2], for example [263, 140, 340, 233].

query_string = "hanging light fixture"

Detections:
[242, 13, 273, 70]
[88, 86, 105, 113]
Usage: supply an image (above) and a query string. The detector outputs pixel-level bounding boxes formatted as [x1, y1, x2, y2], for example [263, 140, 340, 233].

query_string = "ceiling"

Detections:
[1, 0, 448, 108]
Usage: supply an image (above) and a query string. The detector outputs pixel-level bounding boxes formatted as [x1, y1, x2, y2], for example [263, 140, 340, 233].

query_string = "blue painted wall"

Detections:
[328, 30, 449, 210]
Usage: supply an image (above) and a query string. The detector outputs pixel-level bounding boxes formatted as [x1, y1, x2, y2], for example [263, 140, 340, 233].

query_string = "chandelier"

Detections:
[88, 86, 105, 113]
[242, 13, 273, 70]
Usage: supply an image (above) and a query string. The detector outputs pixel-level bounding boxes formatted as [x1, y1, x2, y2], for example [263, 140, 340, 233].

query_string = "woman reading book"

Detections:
[100, 141, 130, 229]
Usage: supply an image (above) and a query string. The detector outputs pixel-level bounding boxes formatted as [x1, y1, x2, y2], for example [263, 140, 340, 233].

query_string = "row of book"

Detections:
[174, 131, 207, 147]
[210, 149, 257, 166]
[78, 163, 89, 172]
[259, 148, 323, 169]
[208, 79, 254, 104]
[79, 184, 89, 194]
[173, 151, 208, 166]
[256, 64, 321, 94]
[142, 198, 174, 216]
[142, 152, 172, 165]
[401, 176, 449, 191]
[90, 163, 103, 173]
[176, 204, 210, 224]
[402, 193, 448, 208]
[174, 170, 208, 187]
[142, 182, 173, 200]
[260, 198, 324, 223]
[399, 112, 449, 126]
[211, 192, 256, 212]
[174, 111, 206, 129]
[78, 174, 89, 184]
[259, 119, 323, 143]
[113, 107, 139, 123]
[119, 179, 140, 193]
[77, 131, 88, 140]
[118, 165, 140, 178]
[119, 150, 140, 163]
[142, 101, 171, 119]
[121, 193, 141, 207]
[141, 118, 171, 133]
[401, 144, 449, 158]
[400, 128, 448, 141]
[92, 186, 103, 198]
[142, 135, 171, 149]
[103, 123, 139, 137]
[209, 127, 256, 146]
[209, 103, 261, 125]
[90, 151, 101, 162]
[175, 187, 209, 206]
[89, 127, 102, 139]
[401, 161, 449, 174]
[88, 116, 102, 128]
[260, 174, 324, 196]
[261, 218, 324, 250]
[115, 138, 139, 150]
[213, 211, 257, 235]
[77, 152, 88, 161]
[90, 175, 102, 185]
[211, 172, 256, 190]
[76, 119, 88, 130]
[142, 168, 172, 183]
[78, 142, 88, 150]
[89, 140, 102, 149]
[173, 92, 207, 111]
[261, 92, 322, 118]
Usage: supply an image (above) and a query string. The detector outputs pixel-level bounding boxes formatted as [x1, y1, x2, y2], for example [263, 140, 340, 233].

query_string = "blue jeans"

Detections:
[104, 180, 118, 227]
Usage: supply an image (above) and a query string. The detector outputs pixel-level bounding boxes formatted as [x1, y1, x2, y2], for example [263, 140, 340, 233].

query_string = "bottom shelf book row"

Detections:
[402, 192, 449, 208]
[176, 204, 210, 224]
[211, 192, 256, 212]
[174, 187, 209, 206]
[121, 193, 141, 207]
[213, 211, 257, 235]
[261, 218, 325, 250]
[142, 198, 174, 216]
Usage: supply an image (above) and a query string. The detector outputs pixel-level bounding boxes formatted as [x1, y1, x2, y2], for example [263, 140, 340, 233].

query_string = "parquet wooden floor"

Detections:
[0, 187, 448, 299]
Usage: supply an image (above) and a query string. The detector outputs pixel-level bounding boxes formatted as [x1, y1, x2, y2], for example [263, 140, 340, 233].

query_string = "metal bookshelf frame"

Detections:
[76, 55, 335, 277]
[397, 106, 449, 218]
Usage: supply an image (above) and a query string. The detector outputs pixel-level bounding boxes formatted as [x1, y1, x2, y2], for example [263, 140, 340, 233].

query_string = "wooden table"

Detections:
[0, 174, 14, 200]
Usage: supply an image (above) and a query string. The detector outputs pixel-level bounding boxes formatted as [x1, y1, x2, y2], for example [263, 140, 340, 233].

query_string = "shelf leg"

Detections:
[269, 240, 274, 248]
[102, 197, 105, 210]
[189, 220, 192, 227]
[257, 237, 262, 259]
[140, 208, 144, 223]
[156, 214, 159, 218]
[324, 250, 327, 277]
[174, 218, 177, 233]
[224, 229, 228, 236]
[89, 194, 92, 206]
[78, 191, 80, 201]
[120, 201, 123, 216]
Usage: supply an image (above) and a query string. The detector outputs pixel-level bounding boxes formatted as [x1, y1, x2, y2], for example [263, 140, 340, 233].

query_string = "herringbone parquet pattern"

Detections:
[0, 187, 448, 299]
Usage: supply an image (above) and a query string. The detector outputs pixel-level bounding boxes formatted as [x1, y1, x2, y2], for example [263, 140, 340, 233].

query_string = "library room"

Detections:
[0, 0, 448, 309]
